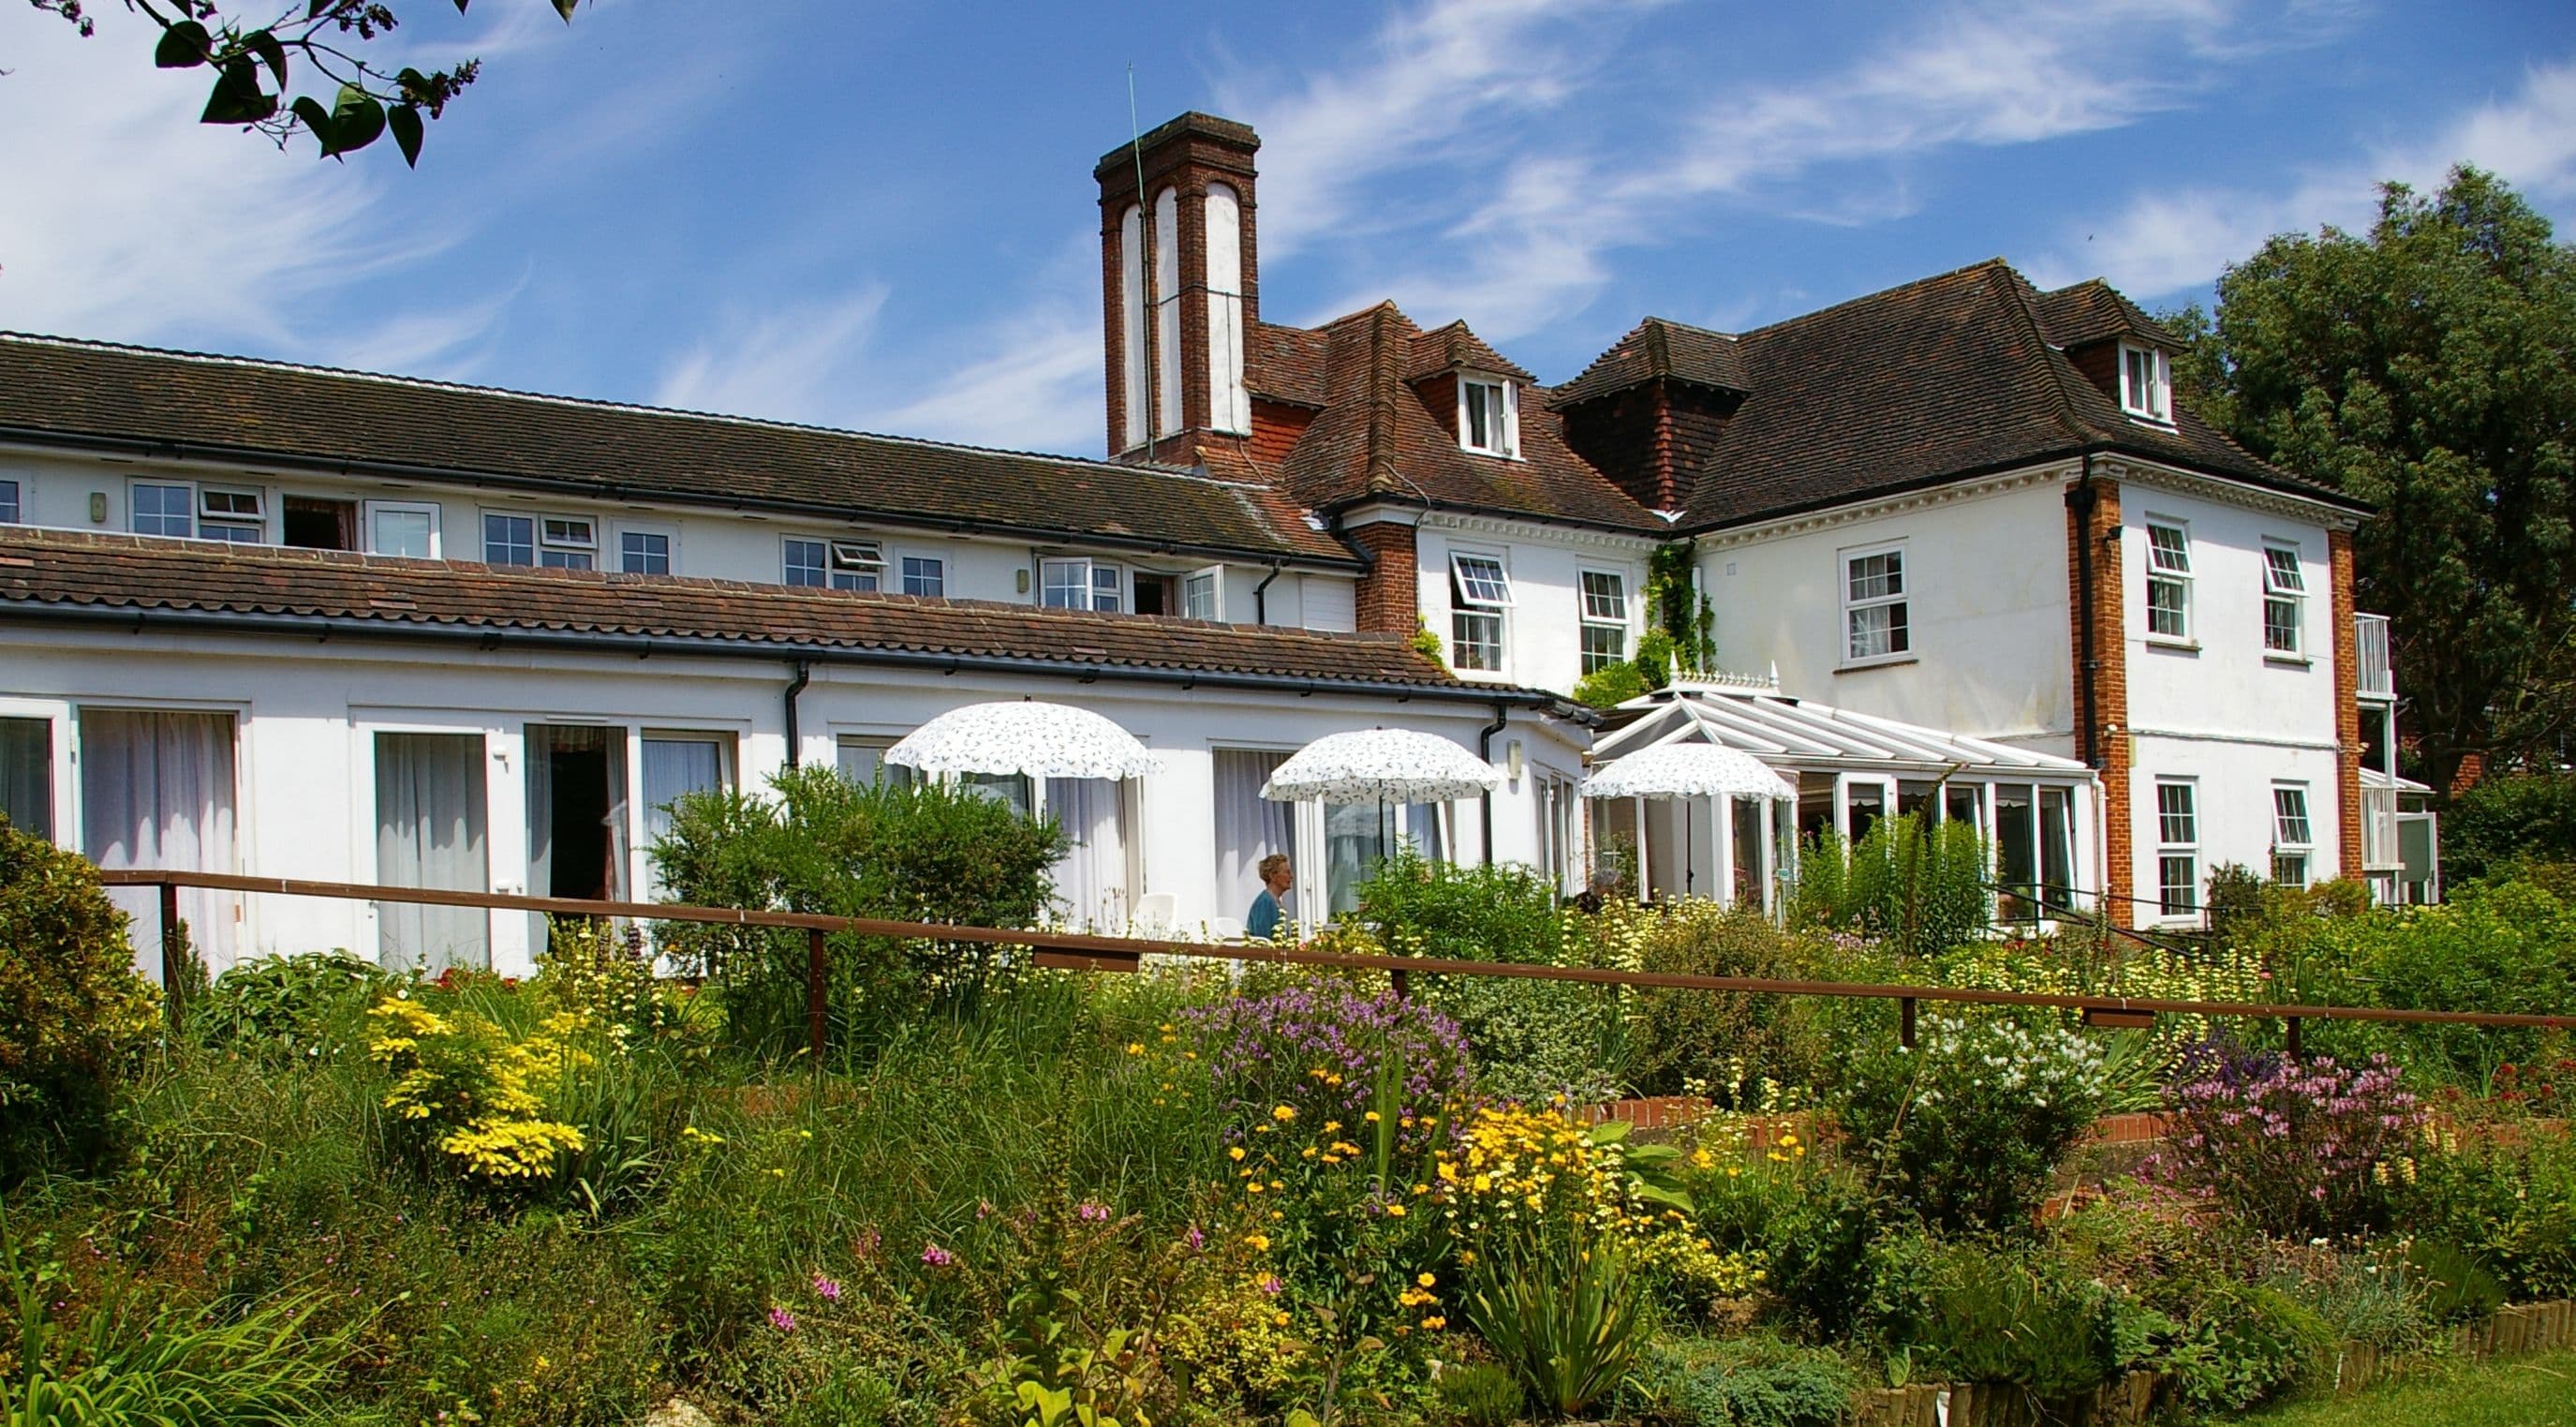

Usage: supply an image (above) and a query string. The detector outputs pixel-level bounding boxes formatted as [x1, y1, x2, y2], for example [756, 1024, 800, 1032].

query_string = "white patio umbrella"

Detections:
[885, 700, 1162, 780]
[1580, 742, 1793, 902]
[1258, 729, 1501, 803]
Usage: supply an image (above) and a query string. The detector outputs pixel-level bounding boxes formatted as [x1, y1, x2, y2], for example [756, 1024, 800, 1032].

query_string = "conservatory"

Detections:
[1587, 677, 2103, 921]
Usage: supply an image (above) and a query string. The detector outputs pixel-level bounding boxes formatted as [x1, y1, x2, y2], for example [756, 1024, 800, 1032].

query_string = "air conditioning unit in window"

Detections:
[829, 540, 885, 573]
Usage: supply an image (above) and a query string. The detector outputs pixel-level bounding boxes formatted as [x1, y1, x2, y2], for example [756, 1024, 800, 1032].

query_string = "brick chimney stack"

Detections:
[1097, 112, 1260, 464]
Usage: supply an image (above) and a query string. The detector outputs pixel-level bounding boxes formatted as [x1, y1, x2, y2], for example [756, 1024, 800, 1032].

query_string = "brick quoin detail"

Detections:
[1347, 523, 1419, 636]
[2069, 479, 2133, 928]
[2330, 530, 2364, 877]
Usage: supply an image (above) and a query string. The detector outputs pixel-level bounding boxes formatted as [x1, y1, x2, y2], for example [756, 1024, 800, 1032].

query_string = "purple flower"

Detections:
[921, 1243, 956, 1268]
[1184, 1225, 1207, 1252]
[768, 1307, 798, 1333]
[1077, 1200, 1110, 1223]
[811, 1274, 842, 1302]
[1259, 1274, 1283, 1297]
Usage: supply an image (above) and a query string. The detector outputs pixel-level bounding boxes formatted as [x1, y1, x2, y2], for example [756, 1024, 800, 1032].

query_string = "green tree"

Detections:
[30, 0, 584, 165]
[2165, 168, 2576, 795]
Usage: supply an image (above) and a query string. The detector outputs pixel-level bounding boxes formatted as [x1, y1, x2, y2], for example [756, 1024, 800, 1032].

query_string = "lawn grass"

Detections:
[2227, 1349, 2576, 1426]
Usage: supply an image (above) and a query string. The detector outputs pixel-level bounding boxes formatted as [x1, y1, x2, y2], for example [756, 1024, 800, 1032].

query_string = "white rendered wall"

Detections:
[0, 623, 1585, 975]
[1409, 517, 1654, 697]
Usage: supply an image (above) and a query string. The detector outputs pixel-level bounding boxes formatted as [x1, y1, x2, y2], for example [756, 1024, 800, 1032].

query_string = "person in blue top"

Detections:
[1247, 854, 1294, 941]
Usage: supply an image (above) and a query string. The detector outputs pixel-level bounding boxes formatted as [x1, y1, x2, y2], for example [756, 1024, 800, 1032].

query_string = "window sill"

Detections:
[1835, 654, 1917, 675]
[2124, 414, 2178, 431]
[1453, 667, 1514, 684]
[2263, 652, 2313, 668]
[2143, 636, 2200, 655]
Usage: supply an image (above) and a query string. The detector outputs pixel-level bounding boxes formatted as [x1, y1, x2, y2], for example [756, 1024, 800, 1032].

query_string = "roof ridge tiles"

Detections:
[0, 330, 1278, 491]
[1737, 256, 2015, 337]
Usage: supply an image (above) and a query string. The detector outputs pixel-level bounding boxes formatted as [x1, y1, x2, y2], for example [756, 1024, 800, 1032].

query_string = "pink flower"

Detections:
[921, 1243, 956, 1268]
[769, 1307, 798, 1333]
[1077, 1200, 1110, 1223]
[1184, 1225, 1206, 1252]
[1260, 1274, 1283, 1297]
[811, 1274, 842, 1302]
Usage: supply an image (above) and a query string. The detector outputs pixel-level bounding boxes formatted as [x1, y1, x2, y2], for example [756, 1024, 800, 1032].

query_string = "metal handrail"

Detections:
[104, 870, 2576, 1062]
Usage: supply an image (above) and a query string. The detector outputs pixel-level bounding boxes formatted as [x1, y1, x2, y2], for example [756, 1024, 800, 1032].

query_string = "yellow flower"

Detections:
[1416, 1272, 1437, 1287]
[1229, 1146, 1247, 1161]
[1323, 1120, 1342, 1133]
[1272, 1105, 1297, 1122]
[1126, 1042, 1145, 1055]
[1273, 1312, 1291, 1328]
[1364, 1111, 1382, 1123]
[1246, 1182, 1265, 1195]
[1245, 1234, 1271, 1251]
[1421, 1316, 1446, 1330]
[1385, 1204, 1406, 1217]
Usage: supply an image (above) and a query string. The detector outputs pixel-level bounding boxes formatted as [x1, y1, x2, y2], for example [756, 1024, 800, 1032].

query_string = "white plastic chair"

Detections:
[1205, 914, 1247, 943]
[1128, 893, 1177, 940]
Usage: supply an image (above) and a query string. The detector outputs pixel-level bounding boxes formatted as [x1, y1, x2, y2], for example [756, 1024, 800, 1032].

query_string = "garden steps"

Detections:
[1841, 1299, 2576, 1425]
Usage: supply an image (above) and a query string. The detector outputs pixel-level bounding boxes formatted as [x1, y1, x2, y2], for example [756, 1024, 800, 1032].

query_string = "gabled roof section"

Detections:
[1403, 321, 1533, 383]
[0, 334, 1355, 567]
[1595, 682, 2093, 778]
[1673, 260, 2365, 529]
[1259, 305, 1666, 534]
[2029, 278, 2179, 350]
[0, 528, 1507, 696]
[1549, 317, 1751, 410]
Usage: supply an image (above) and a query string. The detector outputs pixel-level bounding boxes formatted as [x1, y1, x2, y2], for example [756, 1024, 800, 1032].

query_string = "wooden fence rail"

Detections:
[100, 870, 2576, 1063]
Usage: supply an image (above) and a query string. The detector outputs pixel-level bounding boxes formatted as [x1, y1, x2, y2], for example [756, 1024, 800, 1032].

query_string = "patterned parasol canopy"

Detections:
[1579, 742, 1796, 801]
[1259, 728, 1502, 804]
[885, 701, 1162, 780]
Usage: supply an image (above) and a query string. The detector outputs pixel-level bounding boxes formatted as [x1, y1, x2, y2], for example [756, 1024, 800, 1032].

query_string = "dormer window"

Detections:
[2120, 344, 2172, 424]
[1458, 376, 1519, 457]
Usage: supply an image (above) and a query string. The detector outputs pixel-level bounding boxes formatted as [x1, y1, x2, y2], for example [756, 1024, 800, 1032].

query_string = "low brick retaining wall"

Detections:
[1842, 1299, 2576, 1425]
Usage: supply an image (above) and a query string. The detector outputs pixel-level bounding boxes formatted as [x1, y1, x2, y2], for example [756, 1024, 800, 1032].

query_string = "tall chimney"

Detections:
[1096, 112, 1260, 463]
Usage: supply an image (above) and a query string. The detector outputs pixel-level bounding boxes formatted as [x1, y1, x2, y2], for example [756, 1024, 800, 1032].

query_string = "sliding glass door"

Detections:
[376, 732, 490, 971]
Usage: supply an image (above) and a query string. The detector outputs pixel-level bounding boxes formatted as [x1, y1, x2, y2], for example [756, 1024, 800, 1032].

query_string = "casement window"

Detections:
[785, 538, 883, 591]
[835, 736, 918, 789]
[1040, 557, 1122, 613]
[2145, 521, 2193, 641]
[2262, 543, 2306, 655]
[1458, 377, 1519, 457]
[0, 477, 20, 524]
[1183, 566, 1222, 622]
[2120, 344, 2172, 423]
[198, 487, 266, 543]
[641, 732, 735, 900]
[0, 715, 52, 840]
[130, 482, 195, 538]
[365, 501, 439, 558]
[483, 513, 535, 565]
[620, 530, 672, 575]
[1448, 553, 1512, 673]
[1578, 570, 1630, 675]
[537, 516, 596, 570]
[901, 556, 945, 599]
[2155, 780, 2199, 917]
[2272, 783, 2313, 888]
[1842, 544, 1909, 663]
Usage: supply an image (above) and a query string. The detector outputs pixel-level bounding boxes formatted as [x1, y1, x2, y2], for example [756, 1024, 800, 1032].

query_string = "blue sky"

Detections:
[5, 0, 2572, 459]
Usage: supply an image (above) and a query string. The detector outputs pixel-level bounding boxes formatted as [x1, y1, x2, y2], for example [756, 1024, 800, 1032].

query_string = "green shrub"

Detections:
[1624, 904, 1834, 1104]
[2445, 771, 2576, 884]
[2399, 1237, 2509, 1325]
[652, 766, 1068, 1058]
[1572, 661, 1651, 709]
[1873, 1239, 2122, 1399]
[2300, 881, 2575, 1087]
[2406, 1118, 2576, 1301]
[2156, 1280, 2333, 1415]
[2260, 1245, 2439, 1357]
[1786, 815, 1988, 959]
[1661, 1333, 1856, 1427]
[1831, 1014, 2108, 1235]
[1462, 1231, 1645, 1419]
[0, 825, 159, 1181]
[1688, 1153, 1879, 1337]
[1431, 1361, 1522, 1427]
[194, 950, 389, 1063]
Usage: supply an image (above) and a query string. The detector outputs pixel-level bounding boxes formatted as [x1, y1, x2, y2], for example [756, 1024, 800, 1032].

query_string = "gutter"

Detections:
[5, 602, 1592, 720]
[0, 426, 1363, 575]
[1251, 561, 1285, 624]
[1478, 701, 1509, 866]
[2066, 455, 2100, 771]
[782, 660, 811, 768]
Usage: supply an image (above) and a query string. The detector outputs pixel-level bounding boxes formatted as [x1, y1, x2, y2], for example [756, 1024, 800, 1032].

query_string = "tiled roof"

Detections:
[1403, 322, 1533, 382]
[0, 528, 1525, 697]
[2028, 278, 2179, 350]
[1262, 305, 1666, 534]
[0, 334, 1355, 567]
[1244, 322, 1328, 407]
[1672, 260, 2365, 528]
[1548, 318, 1751, 409]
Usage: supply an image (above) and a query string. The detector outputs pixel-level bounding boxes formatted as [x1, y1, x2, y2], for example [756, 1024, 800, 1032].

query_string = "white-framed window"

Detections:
[2272, 782, 2313, 887]
[1040, 557, 1122, 613]
[2262, 543, 2306, 655]
[2155, 779, 2199, 918]
[835, 736, 918, 789]
[482, 513, 535, 565]
[1841, 543, 1909, 663]
[1448, 552, 1512, 673]
[1183, 565, 1222, 622]
[0, 477, 20, 524]
[538, 516, 596, 570]
[197, 486, 266, 543]
[130, 482, 194, 539]
[619, 528, 672, 575]
[364, 500, 439, 558]
[786, 538, 882, 591]
[2121, 344, 2172, 423]
[1458, 376, 1519, 457]
[2144, 520, 2192, 641]
[901, 556, 945, 599]
[1578, 570, 1629, 675]
[640, 731, 736, 899]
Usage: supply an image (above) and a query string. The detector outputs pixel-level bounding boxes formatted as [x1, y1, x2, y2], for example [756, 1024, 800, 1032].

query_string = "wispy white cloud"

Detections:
[2032, 55, 2576, 298]
[653, 286, 891, 420]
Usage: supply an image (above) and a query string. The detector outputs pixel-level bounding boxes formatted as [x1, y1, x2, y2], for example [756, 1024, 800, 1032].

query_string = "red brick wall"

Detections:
[2331, 530, 2364, 876]
[1096, 118, 1260, 465]
[2069, 341, 2120, 404]
[1414, 372, 1459, 441]
[2069, 480, 2134, 927]
[1557, 379, 1737, 514]
[1346, 522, 1420, 635]
[1248, 399, 1311, 468]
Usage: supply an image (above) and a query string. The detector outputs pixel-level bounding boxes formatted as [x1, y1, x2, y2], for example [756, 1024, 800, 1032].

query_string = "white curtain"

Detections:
[80, 709, 238, 978]
[1044, 777, 1130, 930]
[1324, 800, 1390, 919]
[1212, 750, 1292, 927]
[1402, 801, 1448, 862]
[376, 732, 489, 972]
[643, 736, 727, 899]
[0, 716, 50, 840]
[527, 725, 631, 950]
